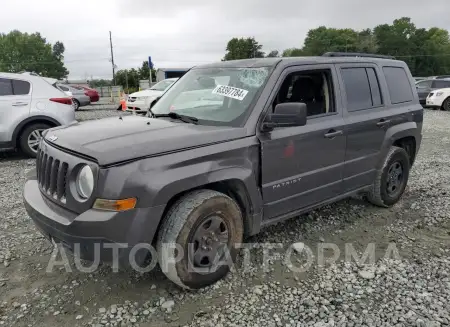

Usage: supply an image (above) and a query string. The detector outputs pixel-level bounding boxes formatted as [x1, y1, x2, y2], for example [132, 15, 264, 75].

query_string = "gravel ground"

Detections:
[0, 109, 449, 327]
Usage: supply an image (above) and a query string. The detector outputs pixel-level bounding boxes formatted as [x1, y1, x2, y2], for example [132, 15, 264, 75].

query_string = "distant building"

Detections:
[156, 68, 190, 81]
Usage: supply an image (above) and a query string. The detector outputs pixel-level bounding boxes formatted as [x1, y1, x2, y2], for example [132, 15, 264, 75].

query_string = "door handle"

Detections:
[376, 119, 391, 127]
[12, 102, 28, 107]
[324, 129, 343, 139]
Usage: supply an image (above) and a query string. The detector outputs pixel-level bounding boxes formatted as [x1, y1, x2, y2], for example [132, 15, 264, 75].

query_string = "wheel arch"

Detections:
[377, 122, 419, 170]
[12, 116, 59, 147]
[154, 172, 261, 239]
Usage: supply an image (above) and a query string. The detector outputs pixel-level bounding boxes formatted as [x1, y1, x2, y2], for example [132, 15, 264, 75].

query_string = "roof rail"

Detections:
[322, 52, 395, 60]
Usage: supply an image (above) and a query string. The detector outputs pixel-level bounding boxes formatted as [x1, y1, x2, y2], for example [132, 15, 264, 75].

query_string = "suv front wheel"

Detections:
[157, 190, 243, 289]
[19, 123, 51, 158]
[367, 146, 410, 207]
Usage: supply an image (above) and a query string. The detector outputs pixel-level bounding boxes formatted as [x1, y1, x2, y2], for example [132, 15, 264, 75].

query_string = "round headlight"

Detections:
[76, 165, 94, 199]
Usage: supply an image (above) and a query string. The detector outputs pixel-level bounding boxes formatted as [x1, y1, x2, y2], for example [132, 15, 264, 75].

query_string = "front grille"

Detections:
[36, 149, 69, 203]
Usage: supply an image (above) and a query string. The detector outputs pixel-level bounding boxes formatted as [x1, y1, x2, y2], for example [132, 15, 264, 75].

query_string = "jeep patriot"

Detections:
[23, 53, 423, 289]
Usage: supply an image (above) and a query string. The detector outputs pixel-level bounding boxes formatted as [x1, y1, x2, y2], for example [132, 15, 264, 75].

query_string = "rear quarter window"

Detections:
[382, 67, 413, 104]
[0, 78, 13, 96]
[12, 79, 31, 95]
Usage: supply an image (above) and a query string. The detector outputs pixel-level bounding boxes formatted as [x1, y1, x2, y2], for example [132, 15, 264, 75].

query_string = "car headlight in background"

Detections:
[76, 165, 94, 199]
[436, 92, 444, 97]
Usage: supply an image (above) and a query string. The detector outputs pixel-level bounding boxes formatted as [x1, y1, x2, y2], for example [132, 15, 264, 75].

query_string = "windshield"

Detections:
[150, 67, 271, 127]
[150, 80, 176, 91]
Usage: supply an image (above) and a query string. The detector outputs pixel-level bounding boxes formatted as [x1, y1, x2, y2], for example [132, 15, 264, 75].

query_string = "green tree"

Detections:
[0, 30, 69, 79]
[223, 37, 265, 60]
[138, 60, 157, 81]
[282, 48, 305, 57]
[88, 79, 112, 88]
[266, 50, 279, 58]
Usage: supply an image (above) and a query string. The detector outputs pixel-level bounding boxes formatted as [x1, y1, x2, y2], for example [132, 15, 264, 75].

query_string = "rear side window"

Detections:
[0, 78, 13, 96]
[432, 80, 450, 88]
[383, 67, 413, 104]
[341, 67, 383, 111]
[58, 85, 69, 92]
[12, 80, 31, 95]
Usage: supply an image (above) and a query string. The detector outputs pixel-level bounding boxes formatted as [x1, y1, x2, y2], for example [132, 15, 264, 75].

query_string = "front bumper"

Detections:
[425, 97, 443, 108]
[23, 175, 165, 266]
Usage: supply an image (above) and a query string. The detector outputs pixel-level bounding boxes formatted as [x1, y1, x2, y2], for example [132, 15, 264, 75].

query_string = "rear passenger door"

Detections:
[338, 64, 411, 192]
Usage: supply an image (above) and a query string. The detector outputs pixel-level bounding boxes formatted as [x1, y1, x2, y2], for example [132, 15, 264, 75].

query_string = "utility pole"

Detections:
[109, 31, 116, 85]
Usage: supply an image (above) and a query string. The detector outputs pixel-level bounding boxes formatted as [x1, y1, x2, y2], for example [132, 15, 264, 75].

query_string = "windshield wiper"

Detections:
[154, 112, 199, 124]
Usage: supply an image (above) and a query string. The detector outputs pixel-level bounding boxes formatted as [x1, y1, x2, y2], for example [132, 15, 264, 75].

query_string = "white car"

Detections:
[0, 72, 76, 157]
[426, 88, 450, 111]
[126, 78, 178, 112]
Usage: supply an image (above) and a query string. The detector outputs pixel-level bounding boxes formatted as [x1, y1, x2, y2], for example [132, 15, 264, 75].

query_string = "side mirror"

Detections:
[262, 103, 307, 131]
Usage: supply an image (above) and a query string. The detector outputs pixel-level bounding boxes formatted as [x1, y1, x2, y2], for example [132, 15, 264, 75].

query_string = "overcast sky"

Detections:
[1, 0, 449, 79]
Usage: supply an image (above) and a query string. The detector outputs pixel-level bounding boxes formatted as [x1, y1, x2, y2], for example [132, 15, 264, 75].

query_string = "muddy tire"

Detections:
[367, 146, 410, 207]
[157, 190, 243, 290]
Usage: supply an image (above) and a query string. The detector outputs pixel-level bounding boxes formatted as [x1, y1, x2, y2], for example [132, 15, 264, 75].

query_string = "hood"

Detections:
[129, 89, 163, 98]
[44, 116, 247, 166]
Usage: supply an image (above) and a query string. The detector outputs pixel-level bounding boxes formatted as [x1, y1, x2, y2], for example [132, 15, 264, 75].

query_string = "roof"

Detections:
[0, 72, 58, 84]
[194, 56, 405, 69]
[157, 68, 191, 72]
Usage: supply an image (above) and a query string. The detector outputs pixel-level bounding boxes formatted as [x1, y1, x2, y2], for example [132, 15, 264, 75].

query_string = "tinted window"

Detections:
[432, 80, 450, 88]
[367, 68, 382, 107]
[12, 80, 31, 95]
[59, 85, 69, 91]
[383, 67, 413, 104]
[0, 78, 13, 96]
[416, 80, 432, 89]
[341, 68, 372, 111]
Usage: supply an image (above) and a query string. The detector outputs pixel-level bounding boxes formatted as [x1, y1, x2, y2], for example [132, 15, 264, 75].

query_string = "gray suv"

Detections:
[23, 53, 423, 289]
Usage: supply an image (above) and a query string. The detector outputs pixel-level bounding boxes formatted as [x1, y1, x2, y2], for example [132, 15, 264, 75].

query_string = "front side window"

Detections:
[416, 80, 432, 89]
[150, 67, 271, 127]
[0, 78, 13, 96]
[432, 80, 450, 88]
[272, 69, 335, 117]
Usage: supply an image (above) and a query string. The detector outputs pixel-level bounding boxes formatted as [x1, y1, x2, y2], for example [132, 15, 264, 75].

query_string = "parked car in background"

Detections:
[425, 87, 450, 110]
[0, 72, 75, 157]
[428, 75, 450, 79]
[55, 84, 91, 110]
[415, 78, 450, 105]
[76, 85, 100, 103]
[125, 78, 178, 112]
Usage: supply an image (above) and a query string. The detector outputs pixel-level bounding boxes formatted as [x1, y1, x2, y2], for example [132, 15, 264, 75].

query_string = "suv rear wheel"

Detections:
[19, 123, 51, 157]
[157, 190, 243, 289]
[442, 97, 450, 111]
[367, 146, 410, 207]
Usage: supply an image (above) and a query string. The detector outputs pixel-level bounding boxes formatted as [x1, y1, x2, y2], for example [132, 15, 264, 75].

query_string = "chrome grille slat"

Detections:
[49, 159, 60, 196]
[45, 157, 53, 191]
[36, 147, 69, 203]
[57, 162, 68, 201]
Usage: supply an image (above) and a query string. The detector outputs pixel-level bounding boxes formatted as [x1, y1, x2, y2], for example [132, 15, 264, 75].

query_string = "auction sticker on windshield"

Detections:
[212, 85, 248, 101]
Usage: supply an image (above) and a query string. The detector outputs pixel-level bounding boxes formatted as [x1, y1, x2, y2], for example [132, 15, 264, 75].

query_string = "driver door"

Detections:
[258, 65, 346, 221]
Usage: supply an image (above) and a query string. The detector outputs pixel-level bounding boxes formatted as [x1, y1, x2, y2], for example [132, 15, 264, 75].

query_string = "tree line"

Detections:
[223, 17, 450, 76]
[1, 17, 449, 86]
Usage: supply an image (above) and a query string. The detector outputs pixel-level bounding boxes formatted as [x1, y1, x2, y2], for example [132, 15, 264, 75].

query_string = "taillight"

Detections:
[50, 97, 73, 105]
[84, 91, 89, 96]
